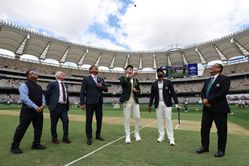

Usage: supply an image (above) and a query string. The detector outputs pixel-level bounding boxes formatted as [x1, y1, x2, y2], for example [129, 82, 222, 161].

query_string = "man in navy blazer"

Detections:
[46, 71, 71, 144]
[80, 65, 108, 145]
[148, 68, 179, 145]
[196, 63, 231, 157]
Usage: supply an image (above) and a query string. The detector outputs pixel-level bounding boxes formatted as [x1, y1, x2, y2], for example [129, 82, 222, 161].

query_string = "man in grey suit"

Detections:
[46, 71, 71, 144]
[80, 65, 108, 145]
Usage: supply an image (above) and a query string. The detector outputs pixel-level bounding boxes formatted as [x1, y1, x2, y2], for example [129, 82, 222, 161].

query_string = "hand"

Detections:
[129, 70, 138, 78]
[202, 99, 209, 105]
[36, 105, 44, 113]
[148, 106, 152, 112]
[132, 88, 138, 93]
[133, 70, 138, 76]
[80, 104, 86, 110]
[175, 104, 180, 109]
[96, 83, 102, 88]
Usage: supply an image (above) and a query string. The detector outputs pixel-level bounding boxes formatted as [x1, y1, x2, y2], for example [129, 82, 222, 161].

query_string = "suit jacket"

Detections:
[45, 81, 69, 112]
[80, 75, 108, 105]
[201, 74, 230, 113]
[149, 79, 178, 108]
[119, 76, 140, 104]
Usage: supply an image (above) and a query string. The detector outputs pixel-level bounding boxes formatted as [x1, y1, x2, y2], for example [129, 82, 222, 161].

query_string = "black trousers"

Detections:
[11, 109, 43, 148]
[50, 103, 69, 139]
[201, 110, 228, 153]
[85, 101, 103, 139]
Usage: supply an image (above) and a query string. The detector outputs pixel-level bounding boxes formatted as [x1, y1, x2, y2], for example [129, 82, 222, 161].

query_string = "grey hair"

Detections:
[55, 71, 63, 79]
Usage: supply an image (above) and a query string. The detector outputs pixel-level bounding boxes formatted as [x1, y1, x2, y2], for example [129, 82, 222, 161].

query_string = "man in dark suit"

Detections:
[148, 68, 179, 146]
[80, 65, 108, 145]
[10, 70, 46, 154]
[46, 71, 71, 144]
[196, 63, 231, 157]
[119, 65, 141, 144]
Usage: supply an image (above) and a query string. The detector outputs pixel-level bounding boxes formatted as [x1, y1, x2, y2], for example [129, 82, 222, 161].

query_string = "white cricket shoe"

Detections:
[157, 137, 164, 143]
[169, 140, 175, 146]
[125, 135, 131, 144]
[134, 134, 141, 141]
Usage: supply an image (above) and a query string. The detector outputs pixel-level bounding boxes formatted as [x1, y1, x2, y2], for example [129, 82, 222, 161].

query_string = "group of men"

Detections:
[10, 63, 231, 158]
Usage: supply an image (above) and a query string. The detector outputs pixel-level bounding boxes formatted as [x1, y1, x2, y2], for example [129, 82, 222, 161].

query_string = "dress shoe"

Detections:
[125, 135, 131, 144]
[31, 144, 46, 150]
[52, 138, 60, 144]
[196, 147, 209, 153]
[96, 136, 104, 141]
[62, 138, 71, 144]
[10, 147, 23, 154]
[87, 139, 92, 145]
[214, 151, 225, 157]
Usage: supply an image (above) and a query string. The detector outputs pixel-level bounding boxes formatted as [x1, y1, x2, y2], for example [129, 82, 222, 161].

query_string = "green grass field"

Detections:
[0, 104, 249, 166]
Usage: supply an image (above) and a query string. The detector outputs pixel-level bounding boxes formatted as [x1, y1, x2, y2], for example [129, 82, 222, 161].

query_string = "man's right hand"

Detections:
[36, 105, 44, 113]
[80, 104, 86, 110]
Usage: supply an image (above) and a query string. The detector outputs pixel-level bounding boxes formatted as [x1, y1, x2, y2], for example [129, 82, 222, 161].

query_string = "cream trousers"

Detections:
[122, 97, 140, 136]
[156, 101, 174, 142]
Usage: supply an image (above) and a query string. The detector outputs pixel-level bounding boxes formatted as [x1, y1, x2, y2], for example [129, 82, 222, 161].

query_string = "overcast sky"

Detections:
[1, 0, 249, 51]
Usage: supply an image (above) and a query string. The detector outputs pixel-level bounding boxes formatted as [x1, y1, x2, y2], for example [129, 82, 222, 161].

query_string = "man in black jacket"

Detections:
[196, 63, 231, 157]
[148, 68, 179, 146]
[80, 65, 108, 145]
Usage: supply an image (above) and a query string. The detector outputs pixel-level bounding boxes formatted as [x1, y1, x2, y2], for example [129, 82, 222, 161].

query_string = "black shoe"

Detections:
[62, 138, 71, 144]
[196, 146, 209, 153]
[214, 151, 225, 157]
[96, 136, 105, 141]
[10, 148, 23, 154]
[87, 139, 92, 145]
[31, 144, 46, 150]
[52, 138, 60, 144]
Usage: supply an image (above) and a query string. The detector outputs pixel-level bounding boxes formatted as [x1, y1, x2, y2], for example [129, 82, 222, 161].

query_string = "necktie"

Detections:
[205, 77, 215, 97]
[60, 82, 66, 102]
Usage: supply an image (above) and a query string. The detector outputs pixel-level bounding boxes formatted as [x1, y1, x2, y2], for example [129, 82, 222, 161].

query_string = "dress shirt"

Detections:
[58, 80, 67, 103]
[91, 74, 98, 84]
[158, 82, 164, 101]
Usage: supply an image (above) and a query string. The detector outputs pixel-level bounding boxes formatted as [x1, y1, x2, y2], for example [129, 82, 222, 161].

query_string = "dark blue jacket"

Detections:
[80, 76, 108, 105]
[45, 81, 69, 112]
[201, 74, 230, 113]
[149, 79, 179, 108]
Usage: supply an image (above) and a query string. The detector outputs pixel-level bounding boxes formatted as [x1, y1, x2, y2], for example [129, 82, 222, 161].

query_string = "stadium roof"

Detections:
[0, 20, 249, 69]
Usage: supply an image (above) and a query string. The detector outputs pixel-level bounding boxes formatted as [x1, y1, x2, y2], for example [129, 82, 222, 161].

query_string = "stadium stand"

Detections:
[0, 21, 249, 105]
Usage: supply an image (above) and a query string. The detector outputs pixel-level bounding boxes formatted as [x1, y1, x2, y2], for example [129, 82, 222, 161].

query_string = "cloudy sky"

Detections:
[1, 0, 249, 51]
